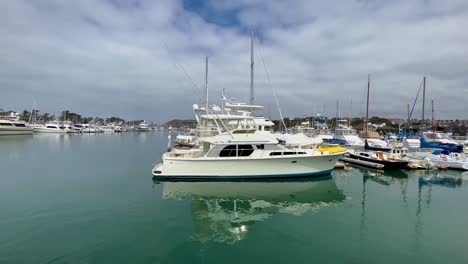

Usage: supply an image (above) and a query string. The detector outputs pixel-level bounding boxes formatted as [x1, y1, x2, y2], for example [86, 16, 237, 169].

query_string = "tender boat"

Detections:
[0, 113, 33, 135]
[342, 150, 409, 169]
[152, 131, 346, 179]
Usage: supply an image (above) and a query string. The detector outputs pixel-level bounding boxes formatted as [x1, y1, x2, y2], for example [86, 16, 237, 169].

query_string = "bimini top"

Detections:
[199, 133, 278, 145]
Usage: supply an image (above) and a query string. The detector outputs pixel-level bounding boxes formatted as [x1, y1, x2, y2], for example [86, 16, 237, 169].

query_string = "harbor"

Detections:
[2, 0, 468, 263]
[1, 132, 468, 263]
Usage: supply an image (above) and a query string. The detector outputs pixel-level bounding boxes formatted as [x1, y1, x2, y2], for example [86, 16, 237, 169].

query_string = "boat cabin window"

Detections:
[270, 151, 306, 156]
[219, 145, 237, 157]
[218, 145, 254, 157]
[238, 145, 254, 157]
[46, 126, 56, 129]
[0, 123, 13, 126]
[15, 124, 26, 127]
[256, 144, 265, 150]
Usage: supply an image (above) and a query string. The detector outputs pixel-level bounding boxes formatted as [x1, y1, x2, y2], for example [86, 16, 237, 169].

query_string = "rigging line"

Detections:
[160, 41, 234, 138]
[256, 43, 287, 132]
[160, 40, 205, 104]
[400, 78, 424, 140]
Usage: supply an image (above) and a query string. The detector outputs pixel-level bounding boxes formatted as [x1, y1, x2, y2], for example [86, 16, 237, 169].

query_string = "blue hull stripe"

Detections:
[153, 169, 334, 180]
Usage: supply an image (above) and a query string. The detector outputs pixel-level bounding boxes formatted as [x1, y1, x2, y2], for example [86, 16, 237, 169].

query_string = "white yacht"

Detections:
[33, 122, 70, 133]
[62, 121, 79, 133]
[152, 131, 345, 179]
[72, 124, 84, 132]
[81, 124, 99, 133]
[99, 125, 115, 133]
[137, 121, 150, 132]
[0, 113, 33, 135]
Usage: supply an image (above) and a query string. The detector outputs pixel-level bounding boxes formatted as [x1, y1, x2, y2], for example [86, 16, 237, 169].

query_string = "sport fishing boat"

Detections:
[152, 131, 345, 179]
[0, 113, 33, 135]
[33, 122, 70, 133]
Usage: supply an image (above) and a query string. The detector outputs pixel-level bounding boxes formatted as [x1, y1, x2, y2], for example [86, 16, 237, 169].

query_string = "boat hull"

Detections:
[153, 153, 343, 179]
[420, 137, 463, 153]
[33, 128, 69, 133]
[0, 128, 33, 135]
[347, 153, 408, 169]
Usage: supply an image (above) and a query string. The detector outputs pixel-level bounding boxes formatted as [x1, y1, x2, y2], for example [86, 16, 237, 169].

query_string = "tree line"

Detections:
[0, 109, 144, 125]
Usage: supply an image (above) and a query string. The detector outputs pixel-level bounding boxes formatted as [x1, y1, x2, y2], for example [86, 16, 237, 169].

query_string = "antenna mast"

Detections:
[365, 74, 370, 138]
[205, 56, 209, 112]
[421, 76, 426, 133]
[431, 98, 435, 142]
[250, 28, 255, 106]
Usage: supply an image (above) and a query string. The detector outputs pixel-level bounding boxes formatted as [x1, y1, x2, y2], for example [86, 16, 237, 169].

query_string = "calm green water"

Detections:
[1, 133, 468, 264]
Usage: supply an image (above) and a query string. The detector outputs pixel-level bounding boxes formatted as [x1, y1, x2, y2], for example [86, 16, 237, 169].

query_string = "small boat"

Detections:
[343, 150, 409, 169]
[409, 150, 468, 171]
[0, 113, 33, 135]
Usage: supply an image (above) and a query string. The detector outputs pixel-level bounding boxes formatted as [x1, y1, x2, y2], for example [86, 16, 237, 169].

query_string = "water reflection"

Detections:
[156, 177, 346, 244]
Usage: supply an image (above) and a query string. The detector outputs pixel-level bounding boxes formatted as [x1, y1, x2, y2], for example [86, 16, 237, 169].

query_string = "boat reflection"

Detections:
[156, 177, 345, 244]
[418, 170, 468, 188]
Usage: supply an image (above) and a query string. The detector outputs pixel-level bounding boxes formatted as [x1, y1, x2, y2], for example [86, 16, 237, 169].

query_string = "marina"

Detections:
[1, 1, 467, 263]
[1, 132, 468, 263]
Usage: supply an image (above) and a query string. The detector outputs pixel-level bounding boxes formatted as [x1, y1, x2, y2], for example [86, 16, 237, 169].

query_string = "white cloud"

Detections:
[0, 0, 466, 122]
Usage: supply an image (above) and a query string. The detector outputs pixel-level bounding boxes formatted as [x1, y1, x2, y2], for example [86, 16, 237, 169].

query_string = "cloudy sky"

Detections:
[1, 0, 467, 122]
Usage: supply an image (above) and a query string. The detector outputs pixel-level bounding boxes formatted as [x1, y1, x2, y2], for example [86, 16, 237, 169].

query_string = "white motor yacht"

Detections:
[81, 124, 99, 133]
[99, 125, 115, 133]
[33, 122, 70, 133]
[137, 121, 150, 132]
[0, 113, 33, 135]
[152, 130, 345, 179]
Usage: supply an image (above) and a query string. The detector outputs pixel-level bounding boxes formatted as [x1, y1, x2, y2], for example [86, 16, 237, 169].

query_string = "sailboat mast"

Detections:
[421, 76, 426, 132]
[250, 28, 254, 106]
[205, 56, 209, 112]
[365, 74, 370, 138]
[431, 98, 435, 142]
[407, 103, 410, 130]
